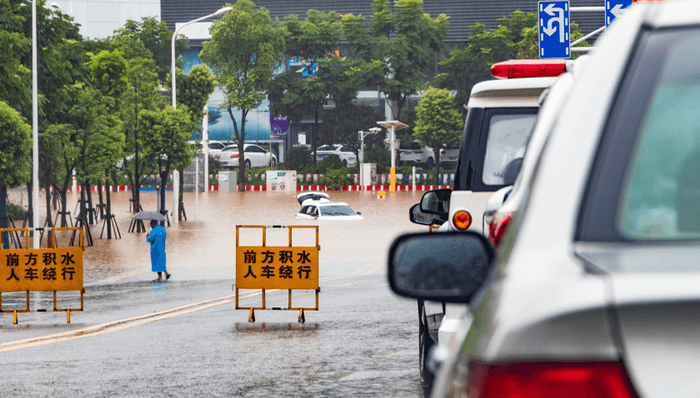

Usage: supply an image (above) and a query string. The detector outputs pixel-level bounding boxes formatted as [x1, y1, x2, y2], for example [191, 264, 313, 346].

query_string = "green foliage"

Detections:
[65, 84, 125, 184]
[201, 0, 285, 187]
[6, 202, 27, 220]
[269, 9, 365, 155]
[139, 105, 198, 177]
[342, 0, 449, 120]
[171, 64, 216, 123]
[321, 168, 353, 190]
[318, 102, 384, 150]
[284, 147, 314, 171]
[112, 17, 188, 82]
[414, 87, 463, 176]
[363, 145, 391, 174]
[89, 50, 129, 99]
[0, 100, 31, 188]
[434, 11, 588, 110]
[317, 154, 344, 172]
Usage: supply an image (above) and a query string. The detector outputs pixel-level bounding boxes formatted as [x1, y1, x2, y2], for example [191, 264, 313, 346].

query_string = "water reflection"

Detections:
[37, 190, 425, 285]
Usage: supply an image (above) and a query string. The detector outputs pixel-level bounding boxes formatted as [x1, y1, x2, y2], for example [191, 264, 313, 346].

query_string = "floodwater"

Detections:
[4, 189, 433, 397]
[47, 189, 427, 285]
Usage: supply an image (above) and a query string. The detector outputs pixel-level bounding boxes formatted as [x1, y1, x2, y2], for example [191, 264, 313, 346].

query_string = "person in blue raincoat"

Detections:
[147, 220, 171, 282]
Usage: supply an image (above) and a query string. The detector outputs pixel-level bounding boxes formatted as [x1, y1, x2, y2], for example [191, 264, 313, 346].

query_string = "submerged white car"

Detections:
[296, 201, 363, 220]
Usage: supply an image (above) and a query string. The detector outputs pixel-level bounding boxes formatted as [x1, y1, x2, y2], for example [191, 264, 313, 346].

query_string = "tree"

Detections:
[317, 102, 385, 155]
[434, 11, 589, 111]
[139, 105, 197, 219]
[168, 64, 216, 220]
[112, 17, 188, 82]
[269, 10, 364, 163]
[413, 87, 463, 180]
[342, 0, 449, 120]
[0, 100, 32, 247]
[200, 0, 285, 188]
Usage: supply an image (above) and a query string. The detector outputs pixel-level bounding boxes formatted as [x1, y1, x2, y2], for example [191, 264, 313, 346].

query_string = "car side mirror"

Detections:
[419, 189, 451, 221]
[356, 211, 362, 215]
[503, 157, 523, 186]
[388, 232, 495, 303]
[409, 203, 443, 226]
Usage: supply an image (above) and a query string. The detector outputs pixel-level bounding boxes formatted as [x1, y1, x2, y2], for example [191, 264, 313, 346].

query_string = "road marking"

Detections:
[0, 266, 383, 352]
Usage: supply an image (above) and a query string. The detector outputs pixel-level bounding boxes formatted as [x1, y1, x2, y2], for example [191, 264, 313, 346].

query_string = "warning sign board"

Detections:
[0, 247, 83, 292]
[236, 246, 318, 290]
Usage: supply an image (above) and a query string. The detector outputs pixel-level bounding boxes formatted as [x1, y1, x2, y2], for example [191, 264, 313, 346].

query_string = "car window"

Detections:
[617, 30, 700, 240]
[482, 114, 537, 186]
[222, 146, 238, 152]
[317, 145, 330, 151]
[320, 205, 355, 216]
[210, 142, 224, 150]
[341, 146, 353, 152]
[245, 146, 259, 153]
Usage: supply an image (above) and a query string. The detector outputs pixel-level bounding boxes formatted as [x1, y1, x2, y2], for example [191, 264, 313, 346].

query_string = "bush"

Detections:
[316, 154, 343, 173]
[285, 147, 313, 171]
[7, 202, 27, 220]
[321, 168, 353, 190]
[364, 146, 391, 173]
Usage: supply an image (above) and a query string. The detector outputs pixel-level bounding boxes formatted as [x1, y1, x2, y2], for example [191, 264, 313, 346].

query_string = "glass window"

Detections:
[482, 114, 537, 185]
[618, 31, 700, 240]
[320, 205, 356, 216]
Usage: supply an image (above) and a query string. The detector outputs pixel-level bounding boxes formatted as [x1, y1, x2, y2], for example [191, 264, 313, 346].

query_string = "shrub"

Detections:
[321, 168, 353, 190]
[7, 203, 27, 220]
[285, 147, 313, 171]
[363, 146, 391, 173]
[316, 154, 344, 173]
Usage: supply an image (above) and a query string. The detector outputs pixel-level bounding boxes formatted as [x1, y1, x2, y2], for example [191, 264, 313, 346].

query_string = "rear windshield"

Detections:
[320, 205, 355, 216]
[578, 28, 700, 244]
[618, 29, 700, 240]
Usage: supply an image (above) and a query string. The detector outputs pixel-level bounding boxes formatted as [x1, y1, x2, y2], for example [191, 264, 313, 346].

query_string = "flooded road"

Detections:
[2, 189, 432, 397]
[77, 190, 425, 285]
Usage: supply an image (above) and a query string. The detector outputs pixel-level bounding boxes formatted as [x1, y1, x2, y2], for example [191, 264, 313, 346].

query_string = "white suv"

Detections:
[400, 140, 435, 169]
[315, 144, 357, 168]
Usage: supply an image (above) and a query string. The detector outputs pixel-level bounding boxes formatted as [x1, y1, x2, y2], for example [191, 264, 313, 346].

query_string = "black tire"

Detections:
[269, 158, 276, 167]
[418, 300, 436, 390]
[342, 159, 348, 168]
[245, 160, 252, 170]
[425, 157, 434, 170]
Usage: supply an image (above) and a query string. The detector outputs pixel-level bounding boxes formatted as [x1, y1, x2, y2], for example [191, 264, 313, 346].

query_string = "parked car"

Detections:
[438, 144, 460, 170]
[296, 201, 363, 220]
[217, 144, 277, 169]
[393, 2, 700, 397]
[315, 144, 357, 168]
[399, 141, 435, 169]
[295, 192, 330, 208]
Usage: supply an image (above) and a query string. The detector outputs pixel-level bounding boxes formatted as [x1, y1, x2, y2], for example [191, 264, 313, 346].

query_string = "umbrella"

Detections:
[132, 211, 167, 221]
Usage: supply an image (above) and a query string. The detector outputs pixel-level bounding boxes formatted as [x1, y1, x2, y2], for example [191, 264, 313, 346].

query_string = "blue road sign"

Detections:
[606, 0, 632, 27]
[538, 1, 570, 59]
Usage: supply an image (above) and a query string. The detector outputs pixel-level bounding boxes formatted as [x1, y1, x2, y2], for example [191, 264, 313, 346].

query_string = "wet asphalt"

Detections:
[0, 190, 429, 397]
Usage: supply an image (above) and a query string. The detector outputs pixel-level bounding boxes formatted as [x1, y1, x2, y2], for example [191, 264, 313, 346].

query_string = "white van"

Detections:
[408, 59, 569, 383]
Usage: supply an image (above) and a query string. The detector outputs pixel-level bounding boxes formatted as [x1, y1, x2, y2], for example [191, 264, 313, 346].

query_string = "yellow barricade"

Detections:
[234, 225, 320, 323]
[0, 228, 85, 324]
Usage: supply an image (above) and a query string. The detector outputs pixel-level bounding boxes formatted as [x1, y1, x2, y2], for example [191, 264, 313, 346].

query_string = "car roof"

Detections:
[467, 77, 558, 108]
[648, 0, 700, 28]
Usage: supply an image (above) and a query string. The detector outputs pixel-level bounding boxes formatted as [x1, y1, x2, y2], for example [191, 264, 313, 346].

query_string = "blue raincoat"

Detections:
[147, 225, 167, 272]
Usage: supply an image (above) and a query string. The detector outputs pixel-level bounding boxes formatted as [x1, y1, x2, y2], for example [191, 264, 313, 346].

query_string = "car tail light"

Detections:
[491, 61, 566, 79]
[452, 210, 472, 231]
[230, 153, 239, 159]
[489, 213, 513, 247]
[467, 360, 637, 398]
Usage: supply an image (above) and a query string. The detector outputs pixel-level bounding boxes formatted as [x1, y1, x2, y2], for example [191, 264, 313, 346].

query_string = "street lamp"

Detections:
[170, 6, 232, 225]
[358, 127, 381, 190]
[31, 0, 39, 248]
[376, 121, 408, 194]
